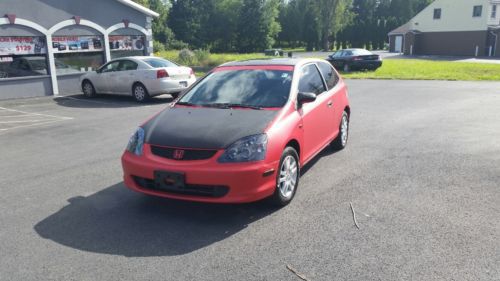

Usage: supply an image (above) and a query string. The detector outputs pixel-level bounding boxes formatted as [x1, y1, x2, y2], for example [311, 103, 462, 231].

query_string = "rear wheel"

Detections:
[82, 80, 96, 98]
[133, 83, 150, 103]
[331, 111, 349, 150]
[270, 147, 300, 206]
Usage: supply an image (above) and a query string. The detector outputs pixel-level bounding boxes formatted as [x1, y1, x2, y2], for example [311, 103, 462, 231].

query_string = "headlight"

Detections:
[126, 127, 145, 156]
[218, 134, 268, 163]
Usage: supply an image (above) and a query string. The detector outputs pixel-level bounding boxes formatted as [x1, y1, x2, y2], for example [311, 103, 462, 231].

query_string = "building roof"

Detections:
[388, 22, 411, 35]
[115, 0, 159, 17]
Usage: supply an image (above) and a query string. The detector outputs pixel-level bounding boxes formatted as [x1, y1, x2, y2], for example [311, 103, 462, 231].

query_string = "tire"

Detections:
[82, 80, 96, 98]
[343, 63, 351, 72]
[270, 147, 300, 206]
[132, 83, 150, 103]
[331, 111, 349, 150]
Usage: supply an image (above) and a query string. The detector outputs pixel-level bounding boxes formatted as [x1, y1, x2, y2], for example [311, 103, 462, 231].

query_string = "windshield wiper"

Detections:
[202, 103, 263, 110]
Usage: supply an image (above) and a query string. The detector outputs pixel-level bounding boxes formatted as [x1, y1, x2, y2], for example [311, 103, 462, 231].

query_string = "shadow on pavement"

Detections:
[54, 94, 174, 109]
[34, 183, 278, 257]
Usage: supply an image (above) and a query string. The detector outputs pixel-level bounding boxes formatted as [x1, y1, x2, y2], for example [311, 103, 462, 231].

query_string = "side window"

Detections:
[298, 64, 326, 95]
[317, 62, 339, 90]
[473, 5, 482, 17]
[119, 60, 138, 71]
[101, 61, 120, 73]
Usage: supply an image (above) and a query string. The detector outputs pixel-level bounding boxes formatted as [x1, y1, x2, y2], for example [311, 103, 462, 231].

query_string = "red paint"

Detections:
[6, 14, 16, 24]
[123, 19, 130, 28]
[122, 61, 350, 203]
[73, 16, 81, 25]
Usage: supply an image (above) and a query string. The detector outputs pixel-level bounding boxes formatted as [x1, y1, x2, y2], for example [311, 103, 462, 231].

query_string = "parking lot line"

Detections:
[0, 106, 73, 120]
[0, 106, 74, 134]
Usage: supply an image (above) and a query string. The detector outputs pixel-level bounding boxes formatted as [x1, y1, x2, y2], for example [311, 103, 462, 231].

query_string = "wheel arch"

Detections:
[285, 139, 301, 162]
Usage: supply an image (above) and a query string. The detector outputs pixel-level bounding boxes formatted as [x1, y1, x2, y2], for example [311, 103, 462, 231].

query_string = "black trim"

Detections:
[133, 176, 229, 198]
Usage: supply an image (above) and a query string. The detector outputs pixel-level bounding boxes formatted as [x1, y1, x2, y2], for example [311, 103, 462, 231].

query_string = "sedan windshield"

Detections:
[143, 58, 178, 68]
[179, 69, 293, 108]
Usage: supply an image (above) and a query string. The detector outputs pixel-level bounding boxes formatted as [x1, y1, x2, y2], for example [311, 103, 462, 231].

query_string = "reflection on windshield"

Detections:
[180, 69, 293, 108]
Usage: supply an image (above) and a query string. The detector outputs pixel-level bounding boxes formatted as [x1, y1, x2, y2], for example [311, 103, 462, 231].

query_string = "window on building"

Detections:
[433, 8, 441, 19]
[51, 35, 105, 74]
[0, 36, 48, 79]
[109, 35, 146, 59]
[473, 5, 483, 17]
[492, 5, 497, 19]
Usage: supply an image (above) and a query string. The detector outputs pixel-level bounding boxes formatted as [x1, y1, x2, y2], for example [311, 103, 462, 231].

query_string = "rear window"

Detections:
[352, 49, 373, 56]
[143, 58, 178, 68]
[180, 69, 293, 108]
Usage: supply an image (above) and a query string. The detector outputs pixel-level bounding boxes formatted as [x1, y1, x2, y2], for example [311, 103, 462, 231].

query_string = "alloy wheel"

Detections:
[278, 155, 298, 199]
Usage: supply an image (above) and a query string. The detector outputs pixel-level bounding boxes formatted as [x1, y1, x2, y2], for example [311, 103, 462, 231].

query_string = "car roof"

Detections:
[221, 58, 321, 67]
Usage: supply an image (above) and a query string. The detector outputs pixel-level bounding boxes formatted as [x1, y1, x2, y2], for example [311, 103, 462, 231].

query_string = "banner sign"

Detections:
[109, 35, 145, 51]
[0, 37, 47, 56]
[52, 36, 104, 53]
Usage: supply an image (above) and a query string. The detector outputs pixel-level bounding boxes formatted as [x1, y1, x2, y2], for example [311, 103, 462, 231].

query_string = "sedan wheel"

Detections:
[331, 111, 349, 150]
[270, 147, 300, 206]
[343, 64, 351, 72]
[133, 83, 150, 103]
[82, 80, 96, 98]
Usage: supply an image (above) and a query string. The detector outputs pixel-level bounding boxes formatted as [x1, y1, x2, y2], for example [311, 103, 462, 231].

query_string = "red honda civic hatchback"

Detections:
[122, 58, 350, 206]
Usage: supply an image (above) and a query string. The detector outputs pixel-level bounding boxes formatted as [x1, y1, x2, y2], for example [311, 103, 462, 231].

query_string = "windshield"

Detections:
[179, 69, 293, 108]
[143, 58, 178, 68]
[352, 49, 373, 56]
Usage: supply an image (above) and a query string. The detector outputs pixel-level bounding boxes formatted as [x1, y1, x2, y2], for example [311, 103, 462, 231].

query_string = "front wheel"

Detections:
[343, 63, 351, 72]
[331, 111, 349, 150]
[270, 147, 300, 206]
[82, 80, 96, 98]
[133, 83, 150, 103]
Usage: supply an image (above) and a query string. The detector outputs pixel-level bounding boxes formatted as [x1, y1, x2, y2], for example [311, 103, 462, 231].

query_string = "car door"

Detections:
[297, 63, 335, 163]
[94, 61, 120, 93]
[317, 61, 343, 139]
[331, 51, 345, 69]
[112, 60, 138, 94]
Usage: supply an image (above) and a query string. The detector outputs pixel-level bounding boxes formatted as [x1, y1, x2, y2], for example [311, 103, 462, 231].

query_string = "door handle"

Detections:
[327, 101, 333, 107]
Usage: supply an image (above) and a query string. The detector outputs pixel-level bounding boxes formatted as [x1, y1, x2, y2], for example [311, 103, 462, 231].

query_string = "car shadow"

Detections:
[301, 146, 339, 176]
[34, 183, 278, 257]
[53, 94, 175, 109]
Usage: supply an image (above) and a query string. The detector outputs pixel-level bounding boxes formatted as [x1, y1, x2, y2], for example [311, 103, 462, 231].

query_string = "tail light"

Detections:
[189, 68, 194, 76]
[353, 56, 363, 61]
[157, 69, 169, 79]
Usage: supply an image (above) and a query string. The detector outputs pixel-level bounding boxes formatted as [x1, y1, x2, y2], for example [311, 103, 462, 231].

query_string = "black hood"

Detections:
[143, 107, 278, 149]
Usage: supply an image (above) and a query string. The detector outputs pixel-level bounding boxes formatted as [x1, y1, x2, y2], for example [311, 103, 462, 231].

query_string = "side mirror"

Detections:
[297, 92, 317, 105]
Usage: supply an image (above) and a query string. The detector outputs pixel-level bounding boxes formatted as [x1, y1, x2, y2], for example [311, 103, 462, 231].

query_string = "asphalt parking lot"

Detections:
[1, 80, 499, 281]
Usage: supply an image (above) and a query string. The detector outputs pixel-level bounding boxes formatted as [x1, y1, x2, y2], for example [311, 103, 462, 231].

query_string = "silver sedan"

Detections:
[80, 56, 197, 102]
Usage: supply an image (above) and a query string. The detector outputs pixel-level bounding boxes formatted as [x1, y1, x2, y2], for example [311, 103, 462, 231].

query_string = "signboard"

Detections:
[51, 36, 104, 53]
[0, 37, 47, 56]
[109, 35, 145, 51]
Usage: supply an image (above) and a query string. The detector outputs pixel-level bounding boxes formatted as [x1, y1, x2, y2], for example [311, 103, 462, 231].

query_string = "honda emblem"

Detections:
[173, 149, 185, 160]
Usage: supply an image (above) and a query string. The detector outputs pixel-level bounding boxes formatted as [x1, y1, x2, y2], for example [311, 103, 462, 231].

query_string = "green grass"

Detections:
[342, 59, 500, 81]
[156, 50, 266, 68]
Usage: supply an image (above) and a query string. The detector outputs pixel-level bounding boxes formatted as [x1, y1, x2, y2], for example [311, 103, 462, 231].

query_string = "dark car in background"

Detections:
[327, 49, 382, 72]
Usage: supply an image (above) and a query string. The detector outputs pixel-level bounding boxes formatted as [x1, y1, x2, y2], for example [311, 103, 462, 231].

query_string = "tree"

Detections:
[236, 0, 281, 53]
[168, 0, 215, 49]
[314, 0, 353, 51]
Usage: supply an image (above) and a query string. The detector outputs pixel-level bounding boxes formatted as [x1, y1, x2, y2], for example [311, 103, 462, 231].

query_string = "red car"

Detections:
[122, 58, 350, 206]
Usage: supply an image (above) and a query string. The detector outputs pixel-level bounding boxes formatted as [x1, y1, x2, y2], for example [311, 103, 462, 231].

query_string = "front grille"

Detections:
[151, 146, 217, 161]
[133, 176, 229, 198]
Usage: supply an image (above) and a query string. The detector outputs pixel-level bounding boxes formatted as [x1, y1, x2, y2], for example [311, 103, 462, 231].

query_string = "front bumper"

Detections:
[121, 144, 279, 203]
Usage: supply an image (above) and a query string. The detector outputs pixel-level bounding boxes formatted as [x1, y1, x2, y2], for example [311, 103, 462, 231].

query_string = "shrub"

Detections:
[178, 49, 197, 66]
[194, 49, 210, 66]
[153, 40, 165, 53]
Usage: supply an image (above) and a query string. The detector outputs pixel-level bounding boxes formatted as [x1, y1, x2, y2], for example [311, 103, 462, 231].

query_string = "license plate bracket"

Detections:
[179, 81, 188, 87]
[154, 171, 185, 191]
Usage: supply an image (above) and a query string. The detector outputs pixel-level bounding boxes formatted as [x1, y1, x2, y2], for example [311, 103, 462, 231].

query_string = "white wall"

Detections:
[409, 0, 490, 32]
